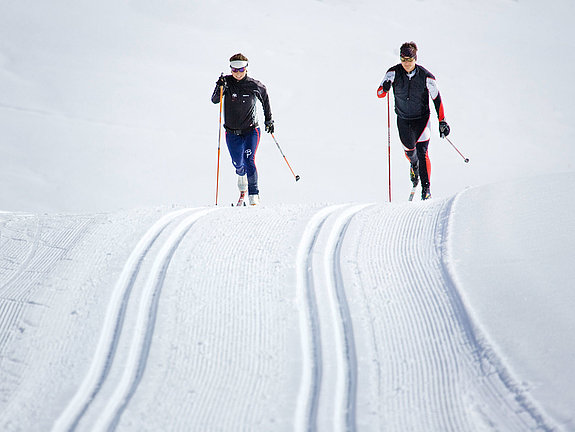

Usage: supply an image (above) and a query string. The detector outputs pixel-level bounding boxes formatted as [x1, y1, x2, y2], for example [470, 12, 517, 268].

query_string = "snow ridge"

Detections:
[440, 192, 559, 432]
[349, 199, 558, 431]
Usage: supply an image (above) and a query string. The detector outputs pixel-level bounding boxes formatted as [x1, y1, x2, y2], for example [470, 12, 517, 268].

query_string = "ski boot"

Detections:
[421, 185, 431, 201]
[248, 194, 260, 206]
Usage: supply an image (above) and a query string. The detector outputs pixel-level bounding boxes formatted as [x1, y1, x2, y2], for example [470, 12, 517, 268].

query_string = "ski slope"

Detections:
[1, 173, 573, 431]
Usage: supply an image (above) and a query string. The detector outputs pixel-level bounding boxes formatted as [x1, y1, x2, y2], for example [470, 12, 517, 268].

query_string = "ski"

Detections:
[232, 191, 247, 207]
[408, 186, 416, 201]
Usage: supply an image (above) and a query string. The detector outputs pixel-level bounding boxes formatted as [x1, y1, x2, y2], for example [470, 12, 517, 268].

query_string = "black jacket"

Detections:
[378, 64, 445, 121]
[211, 75, 272, 132]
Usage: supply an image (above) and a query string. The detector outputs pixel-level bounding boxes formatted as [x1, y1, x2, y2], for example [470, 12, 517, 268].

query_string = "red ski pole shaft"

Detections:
[387, 93, 392, 202]
[215, 84, 224, 205]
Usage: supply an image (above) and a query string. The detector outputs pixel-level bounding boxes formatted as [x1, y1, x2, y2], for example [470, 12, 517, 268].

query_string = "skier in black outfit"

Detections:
[377, 42, 450, 200]
[211, 53, 274, 206]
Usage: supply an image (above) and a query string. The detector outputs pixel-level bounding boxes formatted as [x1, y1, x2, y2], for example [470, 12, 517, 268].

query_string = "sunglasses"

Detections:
[400, 56, 415, 63]
[231, 67, 246, 73]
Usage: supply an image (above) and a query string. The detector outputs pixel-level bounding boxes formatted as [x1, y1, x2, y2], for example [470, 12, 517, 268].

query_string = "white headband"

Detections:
[230, 60, 248, 69]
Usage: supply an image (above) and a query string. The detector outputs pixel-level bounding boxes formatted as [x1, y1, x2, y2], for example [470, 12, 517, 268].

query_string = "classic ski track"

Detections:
[52, 207, 213, 432]
[295, 205, 343, 432]
[352, 199, 555, 431]
[322, 203, 373, 432]
[295, 204, 371, 432]
[94, 207, 216, 431]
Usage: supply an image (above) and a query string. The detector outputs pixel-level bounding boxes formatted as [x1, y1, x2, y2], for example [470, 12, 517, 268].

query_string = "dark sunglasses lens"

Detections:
[231, 67, 246, 72]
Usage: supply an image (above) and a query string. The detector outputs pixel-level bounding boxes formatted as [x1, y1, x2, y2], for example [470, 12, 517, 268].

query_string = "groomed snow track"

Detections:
[0, 201, 558, 431]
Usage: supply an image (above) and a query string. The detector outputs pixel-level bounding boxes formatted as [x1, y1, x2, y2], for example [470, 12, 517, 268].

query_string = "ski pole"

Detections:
[444, 136, 470, 163]
[215, 81, 224, 205]
[270, 133, 300, 182]
[387, 93, 392, 202]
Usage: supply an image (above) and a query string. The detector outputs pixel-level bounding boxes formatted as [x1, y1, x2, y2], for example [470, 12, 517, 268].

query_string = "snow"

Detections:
[1, 184, 574, 431]
[1, 0, 575, 430]
[447, 172, 575, 429]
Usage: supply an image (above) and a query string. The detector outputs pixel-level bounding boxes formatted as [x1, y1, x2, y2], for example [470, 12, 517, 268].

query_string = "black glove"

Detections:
[439, 120, 450, 138]
[216, 74, 227, 88]
[265, 120, 274, 134]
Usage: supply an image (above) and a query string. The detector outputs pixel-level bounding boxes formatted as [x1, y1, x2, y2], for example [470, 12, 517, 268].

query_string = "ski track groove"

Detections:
[295, 205, 343, 432]
[323, 203, 373, 432]
[52, 207, 212, 432]
[295, 204, 371, 432]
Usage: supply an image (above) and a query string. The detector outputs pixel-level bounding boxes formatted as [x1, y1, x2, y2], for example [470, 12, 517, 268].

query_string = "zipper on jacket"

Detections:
[406, 68, 416, 101]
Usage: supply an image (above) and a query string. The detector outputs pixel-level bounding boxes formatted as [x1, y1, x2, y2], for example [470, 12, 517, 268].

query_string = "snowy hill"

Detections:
[1, 173, 574, 431]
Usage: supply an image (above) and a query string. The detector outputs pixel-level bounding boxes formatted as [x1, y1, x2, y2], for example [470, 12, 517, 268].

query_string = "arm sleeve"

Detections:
[256, 83, 273, 123]
[211, 84, 222, 104]
[426, 77, 445, 121]
[377, 70, 395, 98]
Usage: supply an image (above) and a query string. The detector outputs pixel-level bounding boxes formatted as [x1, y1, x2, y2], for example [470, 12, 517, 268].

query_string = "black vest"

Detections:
[392, 64, 434, 120]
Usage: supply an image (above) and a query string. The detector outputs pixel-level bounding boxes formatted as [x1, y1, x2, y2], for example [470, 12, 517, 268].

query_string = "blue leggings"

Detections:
[226, 128, 261, 195]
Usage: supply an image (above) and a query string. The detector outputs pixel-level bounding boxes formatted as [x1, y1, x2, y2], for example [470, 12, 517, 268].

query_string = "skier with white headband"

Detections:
[211, 53, 274, 206]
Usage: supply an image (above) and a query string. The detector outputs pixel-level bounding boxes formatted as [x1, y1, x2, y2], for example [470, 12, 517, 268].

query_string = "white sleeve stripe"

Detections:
[426, 77, 439, 99]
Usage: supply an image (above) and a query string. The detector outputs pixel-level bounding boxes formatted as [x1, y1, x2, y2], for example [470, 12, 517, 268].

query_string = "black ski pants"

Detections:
[397, 116, 431, 188]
